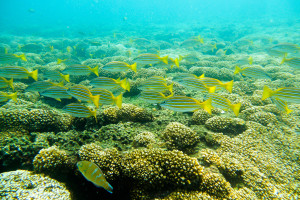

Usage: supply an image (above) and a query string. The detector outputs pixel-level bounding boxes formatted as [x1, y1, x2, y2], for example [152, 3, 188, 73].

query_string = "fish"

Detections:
[0, 66, 38, 81]
[140, 90, 173, 104]
[57, 58, 68, 64]
[172, 73, 204, 81]
[271, 97, 292, 114]
[90, 41, 102, 46]
[180, 36, 204, 48]
[160, 96, 212, 114]
[199, 77, 233, 93]
[138, 79, 173, 93]
[103, 61, 137, 73]
[262, 85, 300, 104]
[174, 77, 216, 93]
[281, 57, 300, 69]
[26, 81, 64, 92]
[208, 93, 241, 116]
[234, 66, 270, 79]
[0, 92, 17, 103]
[266, 48, 287, 57]
[216, 49, 227, 56]
[43, 71, 70, 82]
[62, 64, 99, 76]
[63, 104, 97, 121]
[40, 86, 72, 101]
[270, 43, 300, 54]
[0, 77, 14, 90]
[91, 88, 123, 108]
[77, 161, 113, 193]
[132, 38, 151, 46]
[143, 76, 167, 84]
[166, 57, 180, 69]
[66, 46, 73, 53]
[90, 77, 130, 92]
[0, 53, 27, 63]
[133, 53, 168, 66]
[68, 85, 100, 108]
[235, 56, 253, 66]
[179, 54, 200, 64]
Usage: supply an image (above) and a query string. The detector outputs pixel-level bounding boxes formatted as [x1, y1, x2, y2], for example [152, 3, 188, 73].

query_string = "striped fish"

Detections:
[172, 73, 203, 81]
[0, 66, 38, 81]
[26, 81, 64, 92]
[281, 57, 300, 69]
[270, 43, 300, 54]
[68, 85, 100, 108]
[63, 104, 97, 121]
[175, 77, 215, 93]
[103, 61, 137, 73]
[262, 86, 300, 104]
[271, 97, 292, 114]
[266, 48, 287, 57]
[180, 36, 204, 48]
[43, 71, 70, 82]
[208, 93, 241, 116]
[0, 53, 27, 63]
[199, 77, 233, 93]
[62, 64, 99, 76]
[133, 53, 168, 66]
[40, 86, 72, 101]
[235, 56, 253, 66]
[163, 57, 180, 69]
[160, 96, 212, 114]
[138, 80, 173, 94]
[234, 66, 270, 79]
[90, 77, 130, 92]
[77, 161, 113, 193]
[0, 92, 17, 102]
[140, 91, 173, 104]
[91, 88, 123, 108]
[0, 77, 14, 90]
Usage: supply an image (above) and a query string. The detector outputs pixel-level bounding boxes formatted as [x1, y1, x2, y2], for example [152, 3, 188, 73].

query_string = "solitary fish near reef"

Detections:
[208, 93, 241, 116]
[91, 88, 123, 108]
[234, 66, 270, 79]
[0, 77, 14, 90]
[140, 90, 173, 104]
[63, 104, 97, 121]
[43, 71, 70, 82]
[68, 85, 100, 108]
[0, 66, 38, 81]
[133, 53, 168, 66]
[271, 97, 293, 114]
[270, 43, 300, 54]
[281, 57, 300, 69]
[180, 35, 204, 48]
[0, 53, 27, 63]
[90, 77, 130, 92]
[77, 161, 113, 193]
[103, 61, 137, 73]
[262, 85, 300, 104]
[62, 64, 99, 76]
[40, 86, 72, 101]
[160, 96, 212, 114]
[0, 92, 17, 103]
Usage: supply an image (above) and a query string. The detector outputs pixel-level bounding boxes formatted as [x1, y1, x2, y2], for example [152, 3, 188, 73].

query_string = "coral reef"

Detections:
[133, 131, 156, 147]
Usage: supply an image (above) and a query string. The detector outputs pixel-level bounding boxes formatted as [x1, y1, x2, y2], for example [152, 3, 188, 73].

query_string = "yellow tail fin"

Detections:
[91, 95, 100, 108]
[57, 81, 64, 87]
[19, 54, 27, 61]
[280, 57, 287, 64]
[57, 58, 67, 64]
[174, 58, 180, 68]
[201, 98, 212, 115]
[113, 93, 123, 108]
[120, 78, 130, 91]
[262, 85, 274, 100]
[9, 92, 18, 102]
[91, 110, 97, 122]
[61, 73, 70, 82]
[167, 83, 173, 93]
[207, 86, 216, 93]
[198, 74, 205, 79]
[234, 66, 242, 75]
[230, 102, 241, 117]
[211, 43, 217, 51]
[90, 65, 99, 76]
[130, 63, 137, 73]
[223, 80, 233, 93]
[29, 69, 38, 81]
[179, 55, 184, 61]
[160, 56, 169, 65]
[248, 56, 253, 65]
[8, 78, 14, 90]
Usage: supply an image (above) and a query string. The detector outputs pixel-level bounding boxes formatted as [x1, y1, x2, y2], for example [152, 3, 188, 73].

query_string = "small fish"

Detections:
[77, 161, 113, 193]
[57, 58, 68, 64]
[103, 61, 137, 73]
[91, 88, 123, 108]
[0, 53, 27, 63]
[235, 56, 253, 66]
[270, 43, 300, 54]
[234, 66, 270, 79]
[0, 77, 14, 90]
[90, 41, 102, 46]
[132, 38, 151, 46]
[66, 46, 73, 53]
[281, 57, 300, 69]
[43, 71, 70, 82]
[68, 85, 100, 108]
[208, 93, 241, 116]
[175, 77, 215, 93]
[49, 45, 54, 51]
[199, 76, 233, 93]
[138, 79, 173, 93]
[0, 92, 17, 103]
[266, 48, 287, 57]
[160, 96, 212, 114]
[63, 104, 97, 121]
[179, 54, 200, 64]
[0, 66, 38, 81]
[216, 49, 227, 56]
[262, 86, 300, 104]
[143, 76, 167, 84]
[90, 77, 130, 91]
[140, 91, 173, 104]
[62, 65, 99, 76]
[26, 81, 63, 92]
[133, 53, 168, 66]
[271, 97, 292, 114]
[172, 73, 204, 81]
[40, 86, 72, 101]
[180, 36, 204, 48]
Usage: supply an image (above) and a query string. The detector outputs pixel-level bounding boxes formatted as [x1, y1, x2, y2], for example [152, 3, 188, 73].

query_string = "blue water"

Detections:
[1, 0, 299, 35]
